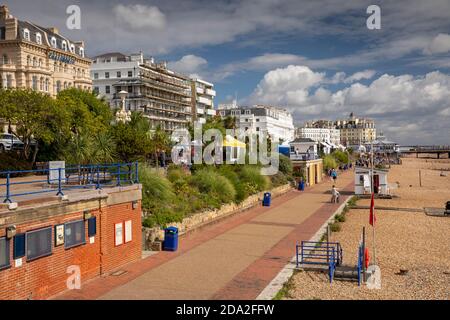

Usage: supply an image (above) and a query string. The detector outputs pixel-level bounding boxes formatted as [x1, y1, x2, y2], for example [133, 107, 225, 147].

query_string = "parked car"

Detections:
[0, 133, 24, 152]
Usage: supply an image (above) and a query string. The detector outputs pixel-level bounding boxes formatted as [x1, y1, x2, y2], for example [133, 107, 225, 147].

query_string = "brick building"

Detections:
[0, 185, 142, 300]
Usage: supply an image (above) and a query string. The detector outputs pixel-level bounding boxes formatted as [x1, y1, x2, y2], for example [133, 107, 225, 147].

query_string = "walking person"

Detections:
[331, 185, 340, 203]
[159, 150, 166, 168]
[331, 168, 337, 183]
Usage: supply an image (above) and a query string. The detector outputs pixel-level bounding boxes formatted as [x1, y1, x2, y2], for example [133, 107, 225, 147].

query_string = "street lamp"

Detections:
[115, 90, 131, 123]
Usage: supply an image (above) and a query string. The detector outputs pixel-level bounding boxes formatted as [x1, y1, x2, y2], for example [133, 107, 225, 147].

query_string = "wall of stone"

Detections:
[142, 184, 293, 249]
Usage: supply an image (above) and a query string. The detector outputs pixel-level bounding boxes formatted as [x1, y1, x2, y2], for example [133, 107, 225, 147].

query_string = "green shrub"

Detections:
[347, 196, 359, 207]
[335, 214, 346, 222]
[270, 172, 289, 187]
[239, 165, 270, 193]
[191, 169, 236, 206]
[167, 165, 189, 183]
[0, 153, 33, 175]
[331, 150, 349, 165]
[142, 207, 184, 229]
[218, 165, 248, 203]
[138, 163, 175, 213]
[278, 154, 293, 177]
[330, 222, 342, 232]
[323, 154, 337, 171]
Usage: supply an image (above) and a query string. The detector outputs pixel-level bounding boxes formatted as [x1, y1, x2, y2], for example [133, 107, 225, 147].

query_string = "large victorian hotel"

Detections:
[0, 5, 91, 95]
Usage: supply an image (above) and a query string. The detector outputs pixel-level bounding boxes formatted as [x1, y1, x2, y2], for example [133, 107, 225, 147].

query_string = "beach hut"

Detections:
[354, 167, 389, 195]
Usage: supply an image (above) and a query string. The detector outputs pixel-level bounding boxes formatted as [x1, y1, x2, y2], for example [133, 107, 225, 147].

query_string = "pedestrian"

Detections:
[331, 168, 337, 182]
[331, 185, 340, 203]
[159, 150, 166, 168]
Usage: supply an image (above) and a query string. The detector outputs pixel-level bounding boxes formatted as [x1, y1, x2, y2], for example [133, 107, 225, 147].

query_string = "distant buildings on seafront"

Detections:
[297, 112, 378, 151]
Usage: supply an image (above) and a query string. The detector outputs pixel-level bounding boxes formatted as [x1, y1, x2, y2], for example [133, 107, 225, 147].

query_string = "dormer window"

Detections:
[23, 28, 30, 41]
[51, 37, 57, 48]
[36, 33, 42, 45]
[70, 44, 75, 53]
[79, 47, 84, 57]
[62, 40, 67, 51]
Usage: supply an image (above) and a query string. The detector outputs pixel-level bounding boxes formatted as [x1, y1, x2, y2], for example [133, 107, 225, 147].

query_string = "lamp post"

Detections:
[115, 90, 131, 123]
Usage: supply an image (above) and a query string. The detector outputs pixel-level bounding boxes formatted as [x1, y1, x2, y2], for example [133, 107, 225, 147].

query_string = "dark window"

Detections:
[128, 71, 133, 77]
[0, 237, 10, 269]
[26, 227, 52, 261]
[64, 220, 85, 249]
[105, 72, 109, 79]
[0, 27, 5, 40]
[117, 71, 121, 78]
[105, 85, 110, 94]
[94, 73, 98, 79]
[13, 234, 25, 259]
[93, 87, 99, 94]
[88, 217, 97, 237]
[128, 86, 133, 93]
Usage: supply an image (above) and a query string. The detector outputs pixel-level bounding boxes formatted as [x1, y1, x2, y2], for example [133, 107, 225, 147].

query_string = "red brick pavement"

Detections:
[53, 187, 301, 300]
[211, 180, 354, 300]
[55, 177, 354, 300]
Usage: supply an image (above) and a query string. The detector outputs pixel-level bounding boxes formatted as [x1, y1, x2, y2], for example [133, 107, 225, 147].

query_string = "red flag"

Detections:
[369, 192, 376, 226]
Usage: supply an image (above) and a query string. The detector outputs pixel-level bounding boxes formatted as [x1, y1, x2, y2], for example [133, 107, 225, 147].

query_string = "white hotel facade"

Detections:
[218, 105, 295, 144]
[295, 127, 341, 154]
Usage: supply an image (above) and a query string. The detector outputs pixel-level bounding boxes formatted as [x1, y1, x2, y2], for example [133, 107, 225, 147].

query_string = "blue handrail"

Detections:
[0, 162, 139, 203]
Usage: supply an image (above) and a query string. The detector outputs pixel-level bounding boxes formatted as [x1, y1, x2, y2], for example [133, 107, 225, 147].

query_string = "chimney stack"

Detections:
[0, 5, 10, 21]
[48, 27, 59, 35]
[1, 5, 18, 40]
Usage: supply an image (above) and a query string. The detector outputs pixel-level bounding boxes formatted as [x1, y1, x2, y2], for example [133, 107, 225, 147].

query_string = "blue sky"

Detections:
[4, 0, 450, 144]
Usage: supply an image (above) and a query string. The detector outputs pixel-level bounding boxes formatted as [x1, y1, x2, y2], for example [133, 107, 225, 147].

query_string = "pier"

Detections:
[399, 145, 450, 159]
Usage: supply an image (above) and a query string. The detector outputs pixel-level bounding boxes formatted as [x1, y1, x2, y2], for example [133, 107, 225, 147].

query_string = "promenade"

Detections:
[55, 170, 354, 300]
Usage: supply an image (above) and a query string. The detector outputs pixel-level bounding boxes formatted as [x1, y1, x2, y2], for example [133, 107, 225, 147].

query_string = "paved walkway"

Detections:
[55, 170, 354, 300]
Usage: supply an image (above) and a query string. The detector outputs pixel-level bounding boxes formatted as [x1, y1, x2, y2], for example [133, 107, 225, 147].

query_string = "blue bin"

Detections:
[298, 181, 305, 191]
[163, 226, 179, 251]
[263, 192, 271, 206]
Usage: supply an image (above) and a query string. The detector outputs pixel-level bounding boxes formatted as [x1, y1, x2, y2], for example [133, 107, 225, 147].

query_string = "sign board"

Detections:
[49, 161, 65, 185]
[48, 51, 75, 64]
[55, 224, 65, 246]
[115, 223, 123, 246]
[125, 220, 132, 243]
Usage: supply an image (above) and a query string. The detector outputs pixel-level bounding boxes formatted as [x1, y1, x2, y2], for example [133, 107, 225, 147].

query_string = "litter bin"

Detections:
[163, 226, 179, 251]
[263, 192, 271, 206]
[298, 180, 305, 191]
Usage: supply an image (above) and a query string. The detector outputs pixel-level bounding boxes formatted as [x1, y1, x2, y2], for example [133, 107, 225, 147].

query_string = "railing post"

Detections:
[96, 165, 101, 190]
[296, 241, 298, 268]
[116, 164, 121, 186]
[56, 167, 64, 196]
[4, 172, 12, 203]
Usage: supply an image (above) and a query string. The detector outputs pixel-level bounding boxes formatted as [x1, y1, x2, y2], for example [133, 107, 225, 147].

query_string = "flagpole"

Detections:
[371, 139, 376, 265]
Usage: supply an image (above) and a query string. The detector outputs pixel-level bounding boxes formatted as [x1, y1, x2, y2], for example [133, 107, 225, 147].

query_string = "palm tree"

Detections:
[64, 131, 95, 184]
[92, 131, 116, 164]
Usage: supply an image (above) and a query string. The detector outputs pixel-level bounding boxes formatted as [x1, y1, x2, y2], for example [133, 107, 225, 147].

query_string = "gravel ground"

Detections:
[288, 157, 450, 300]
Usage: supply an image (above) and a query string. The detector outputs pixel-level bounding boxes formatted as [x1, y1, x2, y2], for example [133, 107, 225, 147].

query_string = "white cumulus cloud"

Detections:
[425, 33, 450, 55]
[246, 65, 450, 144]
[113, 4, 166, 30]
[169, 55, 208, 78]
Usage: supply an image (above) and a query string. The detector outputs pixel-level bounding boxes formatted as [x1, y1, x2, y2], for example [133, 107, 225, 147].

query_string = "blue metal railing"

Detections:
[357, 244, 363, 286]
[0, 162, 139, 203]
[296, 241, 342, 267]
[329, 248, 336, 283]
